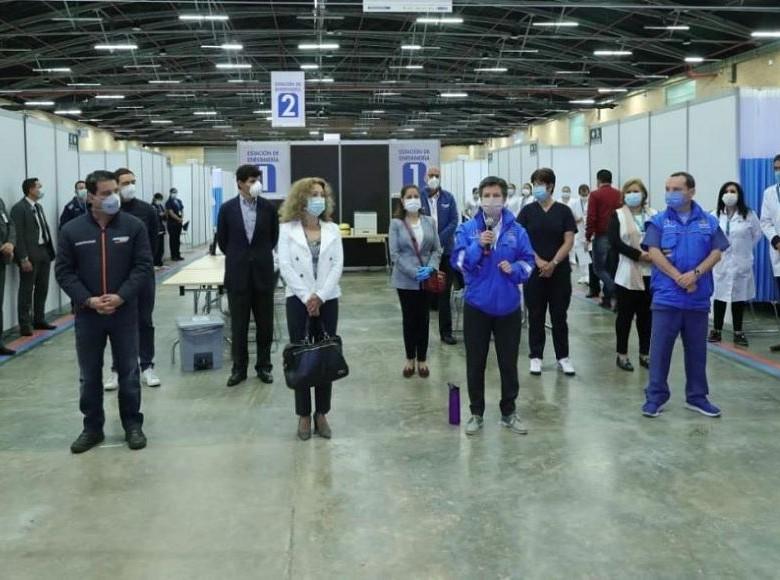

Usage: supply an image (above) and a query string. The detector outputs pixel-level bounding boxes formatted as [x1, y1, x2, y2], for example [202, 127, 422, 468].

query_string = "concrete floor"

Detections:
[2, 268, 780, 579]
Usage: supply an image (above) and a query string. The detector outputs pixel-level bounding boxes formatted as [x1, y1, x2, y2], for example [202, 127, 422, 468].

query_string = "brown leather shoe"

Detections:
[418, 363, 430, 378]
[297, 416, 312, 441]
[314, 414, 331, 439]
[403, 363, 415, 378]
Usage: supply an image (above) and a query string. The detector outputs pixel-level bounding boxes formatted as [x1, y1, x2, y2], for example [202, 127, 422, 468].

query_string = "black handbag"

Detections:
[283, 317, 349, 390]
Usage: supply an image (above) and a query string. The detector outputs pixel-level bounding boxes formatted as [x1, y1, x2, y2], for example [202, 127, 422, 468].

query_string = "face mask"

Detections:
[665, 190, 686, 210]
[562, 194, 571, 203]
[722, 192, 738, 207]
[507, 188, 516, 197]
[76, 188, 87, 199]
[580, 192, 589, 198]
[403, 198, 421, 214]
[481, 198, 503, 218]
[624, 191, 643, 208]
[119, 184, 135, 201]
[249, 181, 263, 197]
[36, 189, 45, 199]
[532, 185, 549, 202]
[306, 196, 326, 217]
[775, 171, 780, 185]
[427, 177, 440, 190]
[101, 193, 121, 215]
[521, 188, 531, 197]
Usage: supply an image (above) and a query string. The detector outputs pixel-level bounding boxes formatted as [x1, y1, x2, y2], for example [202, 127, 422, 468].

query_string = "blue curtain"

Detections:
[740, 158, 778, 302]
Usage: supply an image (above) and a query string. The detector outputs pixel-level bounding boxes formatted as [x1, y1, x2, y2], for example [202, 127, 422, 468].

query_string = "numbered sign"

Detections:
[271, 71, 306, 128]
[257, 164, 277, 194]
[403, 162, 427, 189]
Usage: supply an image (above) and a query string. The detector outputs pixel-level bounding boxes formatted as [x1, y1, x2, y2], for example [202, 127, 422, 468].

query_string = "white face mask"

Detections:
[481, 197, 503, 219]
[427, 176, 440, 190]
[119, 184, 136, 201]
[507, 188, 516, 197]
[403, 198, 422, 214]
[76, 188, 87, 199]
[521, 188, 531, 197]
[722, 192, 738, 207]
[249, 181, 263, 197]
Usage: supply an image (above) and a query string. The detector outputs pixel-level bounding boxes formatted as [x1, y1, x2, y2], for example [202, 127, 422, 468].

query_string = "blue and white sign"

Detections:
[271, 71, 306, 128]
[237, 141, 291, 200]
[389, 140, 440, 196]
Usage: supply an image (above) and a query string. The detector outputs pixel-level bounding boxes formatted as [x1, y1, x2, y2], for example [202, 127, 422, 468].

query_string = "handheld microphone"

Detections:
[483, 216, 495, 255]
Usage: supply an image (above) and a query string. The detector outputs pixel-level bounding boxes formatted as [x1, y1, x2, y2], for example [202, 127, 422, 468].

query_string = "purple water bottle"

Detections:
[448, 383, 461, 425]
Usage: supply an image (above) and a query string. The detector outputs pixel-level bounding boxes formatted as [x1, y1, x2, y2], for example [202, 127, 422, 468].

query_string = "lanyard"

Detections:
[632, 212, 646, 233]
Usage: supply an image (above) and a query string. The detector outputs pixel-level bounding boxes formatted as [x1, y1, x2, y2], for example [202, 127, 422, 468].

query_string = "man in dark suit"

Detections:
[0, 197, 16, 355]
[217, 164, 278, 387]
[11, 178, 56, 336]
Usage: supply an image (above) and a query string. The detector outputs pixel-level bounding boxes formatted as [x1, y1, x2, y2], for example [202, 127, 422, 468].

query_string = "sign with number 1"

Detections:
[271, 71, 306, 128]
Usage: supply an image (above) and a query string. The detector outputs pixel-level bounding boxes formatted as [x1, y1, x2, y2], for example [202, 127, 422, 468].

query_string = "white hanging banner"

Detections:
[363, 0, 452, 13]
[236, 141, 291, 200]
[389, 140, 440, 196]
[271, 71, 306, 128]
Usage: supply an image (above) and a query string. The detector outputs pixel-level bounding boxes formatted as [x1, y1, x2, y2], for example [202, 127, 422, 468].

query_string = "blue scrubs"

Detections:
[642, 203, 729, 406]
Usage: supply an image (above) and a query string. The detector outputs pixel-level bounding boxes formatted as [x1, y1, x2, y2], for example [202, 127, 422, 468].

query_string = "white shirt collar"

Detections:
[25, 196, 37, 207]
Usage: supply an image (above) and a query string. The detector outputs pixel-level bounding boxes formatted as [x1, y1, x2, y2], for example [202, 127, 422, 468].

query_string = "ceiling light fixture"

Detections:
[179, 14, 229, 21]
[532, 21, 579, 27]
[25, 101, 55, 106]
[644, 25, 690, 31]
[95, 94, 125, 99]
[32, 67, 71, 73]
[94, 44, 138, 50]
[401, 44, 422, 50]
[416, 17, 463, 24]
[306, 77, 334, 83]
[174, 130, 194, 134]
[298, 43, 340, 50]
[593, 50, 633, 56]
[67, 82, 102, 86]
[116, 106, 143, 109]
[440, 92, 468, 98]
[193, 111, 218, 115]
[123, 65, 160, 69]
[300, 64, 320, 70]
[148, 80, 181, 84]
[503, 49, 539, 53]
[684, 56, 704, 63]
[200, 43, 243, 50]
[54, 109, 81, 115]
[634, 74, 669, 79]
[598, 88, 628, 93]
[51, 17, 103, 23]
[474, 67, 508, 72]
[166, 93, 196, 97]
[752, 31, 780, 38]
[216, 63, 251, 69]
[556, 70, 590, 75]
[570, 99, 596, 105]
[253, 109, 272, 114]
[151, 120, 173, 124]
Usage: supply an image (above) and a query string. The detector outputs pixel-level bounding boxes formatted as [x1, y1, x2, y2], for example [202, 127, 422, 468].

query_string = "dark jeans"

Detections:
[111, 275, 155, 371]
[615, 280, 652, 356]
[154, 232, 165, 266]
[286, 297, 338, 416]
[397, 288, 430, 361]
[592, 235, 615, 300]
[463, 303, 522, 417]
[525, 267, 572, 360]
[76, 305, 143, 433]
[713, 300, 745, 332]
[18, 255, 50, 328]
[588, 257, 600, 297]
[228, 288, 274, 374]
[428, 253, 454, 336]
[168, 223, 182, 259]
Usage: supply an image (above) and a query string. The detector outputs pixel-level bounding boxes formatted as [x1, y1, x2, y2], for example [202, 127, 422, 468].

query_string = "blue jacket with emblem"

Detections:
[421, 187, 459, 254]
[644, 201, 727, 311]
[59, 196, 87, 229]
[451, 207, 535, 316]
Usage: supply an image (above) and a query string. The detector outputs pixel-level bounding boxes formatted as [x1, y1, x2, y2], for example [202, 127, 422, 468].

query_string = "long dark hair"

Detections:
[716, 181, 749, 219]
[394, 184, 420, 219]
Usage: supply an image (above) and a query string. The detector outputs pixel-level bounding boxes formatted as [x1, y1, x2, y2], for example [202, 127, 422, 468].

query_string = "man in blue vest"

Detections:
[641, 171, 729, 418]
[420, 166, 459, 345]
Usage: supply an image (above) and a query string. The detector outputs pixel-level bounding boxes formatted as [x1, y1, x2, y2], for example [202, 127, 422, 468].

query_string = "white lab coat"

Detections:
[711, 209, 762, 302]
[569, 196, 591, 267]
[464, 196, 480, 219]
[278, 220, 344, 303]
[760, 183, 780, 277]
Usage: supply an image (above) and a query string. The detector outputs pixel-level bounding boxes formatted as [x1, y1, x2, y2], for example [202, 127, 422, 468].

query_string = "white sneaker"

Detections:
[103, 371, 118, 391]
[577, 276, 588, 285]
[142, 368, 161, 387]
[529, 358, 542, 375]
[557, 358, 576, 376]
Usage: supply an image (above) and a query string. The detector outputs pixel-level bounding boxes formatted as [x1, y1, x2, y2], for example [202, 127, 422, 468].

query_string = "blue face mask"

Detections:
[306, 196, 326, 217]
[532, 185, 549, 202]
[101, 193, 121, 215]
[775, 170, 780, 185]
[665, 190, 686, 210]
[624, 192, 643, 208]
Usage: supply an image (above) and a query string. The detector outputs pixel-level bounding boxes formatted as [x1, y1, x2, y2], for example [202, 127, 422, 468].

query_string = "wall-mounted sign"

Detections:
[68, 132, 79, 150]
[590, 127, 603, 144]
[363, 0, 451, 12]
[237, 141, 292, 200]
[529, 143, 538, 155]
[389, 140, 440, 193]
[271, 71, 306, 128]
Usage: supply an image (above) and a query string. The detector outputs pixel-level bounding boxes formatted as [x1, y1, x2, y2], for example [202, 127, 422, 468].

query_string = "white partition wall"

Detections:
[550, 146, 590, 196]
[688, 94, 739, 211]
[538, 145, 553, 171]
[649, 106, 687, 208]
[589, 122, 620, 186]
[619, 114, 650, 187]
[171, 163, 212, 250]
[521, 144, 537, 181]
[163, 158, 172, 195]
[127, 148, 143, 182]
[55, 128, 81, 305]
[497, 148, 511, 181]
[507, 145, 523, 187]
[153, 153, 165, 194]
[106, 151, 127, 173]
[141, 150, 154, 201]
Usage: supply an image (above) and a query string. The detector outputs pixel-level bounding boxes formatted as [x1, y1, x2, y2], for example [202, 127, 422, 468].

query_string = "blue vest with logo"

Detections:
[648, 201, 720, 311]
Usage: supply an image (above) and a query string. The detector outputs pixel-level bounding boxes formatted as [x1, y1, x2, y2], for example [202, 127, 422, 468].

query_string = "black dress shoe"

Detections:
[639, 356, 650, 369]
[226, 372, 247, 387]
[20, 327, 33, 337]
[33, 322, 57, 331]
[616, 356, 634, 372]
[441, 334, 457, 346]
[0, 345, 16, 356]
[585, 293, 600, 299]
[258, 369, 273, 384]
[125, 427, 147, 450]
[70, 431, 105, 454]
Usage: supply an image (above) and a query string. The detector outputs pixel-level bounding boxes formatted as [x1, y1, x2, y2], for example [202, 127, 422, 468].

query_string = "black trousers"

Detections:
[228, 287, 274, 374]
[525, 267, 572, 360]
[286, 297, 338, 416]
[154, 232, 165, 266]
[0, 263, 6, 341]
[464, 303, 522, 417]
[111, 275, 156, 372]
[76, 305, 143, 433]
[397, 288, 430, 361]
[713, 300, 746, 332]
[432, 253, 454, 337]
[18, 254, 51, 328]
[168, 223, 182, 259]
[615, 279, 652, 356]
[588, 254, 600, 296]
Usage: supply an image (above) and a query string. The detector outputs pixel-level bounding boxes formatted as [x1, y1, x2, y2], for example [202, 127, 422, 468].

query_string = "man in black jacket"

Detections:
[0, 197, 16, 355]
[217, 164, 279, 387]
[56, 170, 153, 453]
[101, 168, 161, 389]
[11, 177, 56, 335]
[59, 180, 88, 228]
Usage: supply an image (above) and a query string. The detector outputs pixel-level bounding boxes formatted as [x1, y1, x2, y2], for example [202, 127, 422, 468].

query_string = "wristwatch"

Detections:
[552, 258, 560, 266]
[694, 268, 702, 278]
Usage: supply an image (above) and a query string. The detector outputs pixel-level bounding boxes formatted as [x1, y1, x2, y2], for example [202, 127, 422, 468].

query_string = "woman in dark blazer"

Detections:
[389, 185, 442, 378]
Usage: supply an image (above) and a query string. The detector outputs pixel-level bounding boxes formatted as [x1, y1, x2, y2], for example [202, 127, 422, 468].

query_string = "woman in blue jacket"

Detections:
[451, 176, 535, 437]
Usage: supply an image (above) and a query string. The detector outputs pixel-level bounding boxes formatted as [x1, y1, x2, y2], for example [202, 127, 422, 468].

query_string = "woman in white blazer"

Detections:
[608, 178, 657, 372]
[709, 181, 762, 347]
[278, 177, 344, 441]
[389, 185, 441, 379]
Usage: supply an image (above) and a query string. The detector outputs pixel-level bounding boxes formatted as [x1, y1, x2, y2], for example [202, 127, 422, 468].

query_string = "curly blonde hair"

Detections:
[279, 177, 335, 223]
